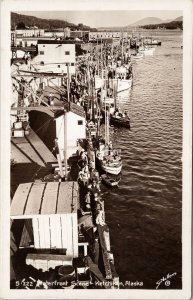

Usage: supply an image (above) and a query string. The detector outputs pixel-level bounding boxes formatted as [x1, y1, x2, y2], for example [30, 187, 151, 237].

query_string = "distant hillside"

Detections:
[11, 12, 97, 31]
[174, 16, 183, 21]
[163, 19, 173, 23]
[97, 16, 183, 31]
[140, 19, 183, 30]
[130, 17, 163, 27]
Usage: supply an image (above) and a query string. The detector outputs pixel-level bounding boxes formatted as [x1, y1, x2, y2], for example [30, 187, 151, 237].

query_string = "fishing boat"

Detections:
[101, 94, 131, 129]
[101, 174, 121, 187]
[110, 112, 130, 129]
[108, 64, 133, 93]
[144, 39, 161, 46]
[139, 46, 155, 56]
[96, 109, 122, 176]
[96, 147, 122, 175]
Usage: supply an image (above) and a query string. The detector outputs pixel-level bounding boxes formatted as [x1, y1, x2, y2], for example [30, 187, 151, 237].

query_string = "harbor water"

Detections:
[102, 32, 182, 289]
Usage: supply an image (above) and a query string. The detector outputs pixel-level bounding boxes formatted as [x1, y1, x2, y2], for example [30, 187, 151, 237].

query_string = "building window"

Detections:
[65, 51, 70, 55]
[43, 45, 45, 47]
[71, 63, 74, 66]
[39, 51, 44, 55]
[78, 120, 83, 125]
[58, 65, 60, 68]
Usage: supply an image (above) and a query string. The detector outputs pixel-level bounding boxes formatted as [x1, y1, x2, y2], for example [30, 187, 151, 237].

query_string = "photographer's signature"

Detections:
[156, 272, 177, 289]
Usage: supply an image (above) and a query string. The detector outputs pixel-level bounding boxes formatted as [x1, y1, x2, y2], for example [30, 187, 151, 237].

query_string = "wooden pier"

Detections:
[11, 128, 57, 167]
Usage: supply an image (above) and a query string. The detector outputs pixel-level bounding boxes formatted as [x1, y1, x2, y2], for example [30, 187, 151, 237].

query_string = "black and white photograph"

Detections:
[0, 0, 192, 299]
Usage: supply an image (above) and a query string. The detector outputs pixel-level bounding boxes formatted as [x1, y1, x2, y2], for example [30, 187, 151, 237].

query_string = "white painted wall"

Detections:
[32, 214, 78, 257]
[31, 43, 76, 75]
[16, 29, 45, 37]
[56, 112, 86, 160]
[37, 43, 75, 64]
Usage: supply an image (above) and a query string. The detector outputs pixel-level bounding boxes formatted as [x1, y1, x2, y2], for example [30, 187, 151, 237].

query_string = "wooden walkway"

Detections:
[11, 128, 57, 167]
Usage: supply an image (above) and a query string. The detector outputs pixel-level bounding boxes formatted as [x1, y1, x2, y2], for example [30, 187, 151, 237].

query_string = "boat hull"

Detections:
[101, 174, 120, 186]
[110, 116, 130, 129]
[101, 163, 122, 175]
[109, 78, 132, 93]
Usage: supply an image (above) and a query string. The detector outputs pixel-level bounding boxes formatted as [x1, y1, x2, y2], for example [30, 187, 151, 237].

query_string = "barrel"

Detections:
[57, 265, 75, 283]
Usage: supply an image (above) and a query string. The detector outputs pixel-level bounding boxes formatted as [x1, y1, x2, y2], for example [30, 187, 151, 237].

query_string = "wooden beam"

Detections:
[11, 106, 66, 115]
[13, 70, 69, 78]
[97, 224, 112, 280]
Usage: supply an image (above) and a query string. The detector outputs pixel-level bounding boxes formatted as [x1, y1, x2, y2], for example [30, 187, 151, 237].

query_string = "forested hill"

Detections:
[11, 12, 97, 31]
[140, 20, 183, 30]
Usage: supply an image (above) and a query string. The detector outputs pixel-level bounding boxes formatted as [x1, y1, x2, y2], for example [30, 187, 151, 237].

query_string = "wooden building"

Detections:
[32, 40, 76, 75]
[11, 181, 79, 271]
[55, 102, 86, 160]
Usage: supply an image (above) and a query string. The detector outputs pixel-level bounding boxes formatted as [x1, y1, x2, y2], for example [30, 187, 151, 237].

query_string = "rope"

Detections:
[36, 118, 52, 133]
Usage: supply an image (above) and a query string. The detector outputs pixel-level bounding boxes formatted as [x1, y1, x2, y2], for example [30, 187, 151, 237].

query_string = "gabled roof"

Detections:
[11, 181, 79, 218]
[54, 102, 85, 119]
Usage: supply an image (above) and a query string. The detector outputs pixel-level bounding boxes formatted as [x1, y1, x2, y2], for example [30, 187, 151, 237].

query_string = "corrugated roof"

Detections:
[11, 181, 78, 218]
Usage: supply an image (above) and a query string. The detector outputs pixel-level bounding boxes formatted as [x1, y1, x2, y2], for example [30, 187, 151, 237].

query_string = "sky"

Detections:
[17, 11, 182, 28]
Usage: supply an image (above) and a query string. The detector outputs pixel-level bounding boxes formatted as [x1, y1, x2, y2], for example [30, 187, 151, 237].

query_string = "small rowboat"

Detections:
[110, 115, 130, 129]
[101, 174, 120, 187]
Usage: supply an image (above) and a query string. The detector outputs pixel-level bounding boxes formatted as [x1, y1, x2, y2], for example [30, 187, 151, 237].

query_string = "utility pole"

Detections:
[63, 63, 70, 180]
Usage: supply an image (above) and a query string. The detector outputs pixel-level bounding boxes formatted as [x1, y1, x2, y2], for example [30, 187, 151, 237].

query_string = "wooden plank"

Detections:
[97, 225, 112, 280]
[57, 182, 73, 214]
[32, 217, 40, 248]
[61, 214, 68, 251]
[49, 215, 62, 249]
[86, 256, 107, 286]
[54, 216, 62, 249]
[72, 213, 78, 258]
[41, 182, 59, 214]
[66, 214, 73, 256]
[11, 183, 33, 217]
[26, 253, 73, 261]
[103, 228, 111, 252]
[39, 216, 51, 249]
[11, 142, 31, 163]
[27, 129, 57, 164]
[72, 182, 79, 212]
[28, 129, 57, 163]
[38, 216, 46, 249]
[25, 182, 46, 215]
[14, 140, 45, 167]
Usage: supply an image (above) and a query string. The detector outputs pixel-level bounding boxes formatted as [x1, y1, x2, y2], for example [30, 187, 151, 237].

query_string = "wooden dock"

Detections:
[11, 128, 57, 167]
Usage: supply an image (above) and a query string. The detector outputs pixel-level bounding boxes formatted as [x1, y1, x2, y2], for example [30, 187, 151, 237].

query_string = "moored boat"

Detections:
[110, 113, 130, 129]
[139, 46, 155, 55]
[101, 173, 121, 186]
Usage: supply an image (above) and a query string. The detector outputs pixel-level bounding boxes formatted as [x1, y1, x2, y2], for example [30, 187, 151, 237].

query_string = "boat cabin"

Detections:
[11, 181, 81, 271]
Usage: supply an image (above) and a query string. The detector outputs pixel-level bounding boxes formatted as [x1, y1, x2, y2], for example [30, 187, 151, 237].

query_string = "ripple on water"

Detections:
[103, 33, 182, 288]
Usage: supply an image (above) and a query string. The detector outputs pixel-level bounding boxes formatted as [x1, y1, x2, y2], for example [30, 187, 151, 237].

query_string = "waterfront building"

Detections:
[55, 103, 86, 160]
[11, 181, 79, 271]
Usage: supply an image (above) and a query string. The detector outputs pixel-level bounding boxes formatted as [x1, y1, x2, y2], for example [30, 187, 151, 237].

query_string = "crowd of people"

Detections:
[76, 141, 106, 227]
